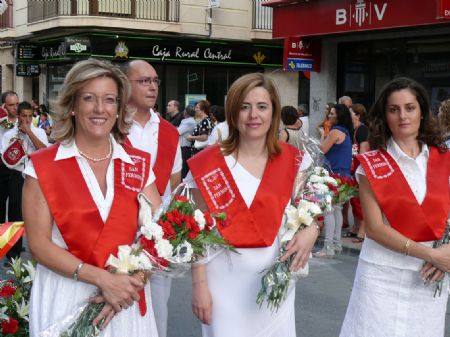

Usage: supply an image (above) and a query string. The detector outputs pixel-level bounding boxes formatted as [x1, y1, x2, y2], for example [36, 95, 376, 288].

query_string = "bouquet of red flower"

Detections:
[0, 258, 36, 337]
[45, 190, 235, 337]
[138, 189, 236, 274]
[328, 173, 358, 206]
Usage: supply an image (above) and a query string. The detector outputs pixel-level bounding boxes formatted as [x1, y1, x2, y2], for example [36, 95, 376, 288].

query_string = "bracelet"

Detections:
[404, 239, 411, 256]
[72, 262, 85, 281]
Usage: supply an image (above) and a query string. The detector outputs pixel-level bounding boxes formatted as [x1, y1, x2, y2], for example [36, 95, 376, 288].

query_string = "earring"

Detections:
[71, 111, 75, 116]
[116, 114, 119, 119]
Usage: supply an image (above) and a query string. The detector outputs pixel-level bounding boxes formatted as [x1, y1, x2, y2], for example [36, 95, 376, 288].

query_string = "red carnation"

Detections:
[0, 285, 16, 297]
[1, 317, 19, 335]
[175, 195, 188, 203]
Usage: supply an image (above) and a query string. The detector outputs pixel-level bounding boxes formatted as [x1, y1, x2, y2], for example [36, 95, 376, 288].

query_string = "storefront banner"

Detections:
[438, 0, 450, 19]
[65, 37, 91, 56]
[17, 43, 67, 62]
[269, 0, 449, 38]
[95, 35, 283, 67]
[283, 36, 321, 72]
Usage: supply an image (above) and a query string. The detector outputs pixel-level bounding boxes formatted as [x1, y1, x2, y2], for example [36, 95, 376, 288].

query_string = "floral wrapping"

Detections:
[40, 186, 235, 337]
[256, 136, 336, 312]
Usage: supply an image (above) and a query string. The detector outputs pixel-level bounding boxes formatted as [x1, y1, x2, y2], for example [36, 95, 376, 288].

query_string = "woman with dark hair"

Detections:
[278, 105, 305, 150]
[187, 100, 212, 155]
[340, 77, 449, 337]
[346, 103, 369, 242]
[186, 73, 318, 337]
[208, 105, 229, 145]
[314, 104, 353, 258]
[178, 105, 197, 178]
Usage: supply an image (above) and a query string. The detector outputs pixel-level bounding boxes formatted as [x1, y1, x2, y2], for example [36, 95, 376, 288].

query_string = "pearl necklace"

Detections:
[78, 140, 112, 163]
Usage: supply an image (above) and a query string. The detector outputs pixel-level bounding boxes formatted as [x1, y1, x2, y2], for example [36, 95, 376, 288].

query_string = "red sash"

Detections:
[30, 143, 150, 267]
[125, 117, 178, 195]
[188, 143, 302, 248]
[357, 147, 449, 241]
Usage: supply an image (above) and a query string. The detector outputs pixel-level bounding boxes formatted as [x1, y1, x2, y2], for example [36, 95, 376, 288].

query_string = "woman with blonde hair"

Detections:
[24, 59, 161, 336]
[187, 73, 318, 336]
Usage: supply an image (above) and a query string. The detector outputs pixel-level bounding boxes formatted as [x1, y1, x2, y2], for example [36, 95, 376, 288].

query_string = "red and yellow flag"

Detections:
[0, 222, 25, 259]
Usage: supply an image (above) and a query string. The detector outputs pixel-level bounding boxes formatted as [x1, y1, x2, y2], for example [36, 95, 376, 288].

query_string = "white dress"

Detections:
[340, 140, 449, 337]
[25, 139, 159, 337]
[189, 155, 303, 337]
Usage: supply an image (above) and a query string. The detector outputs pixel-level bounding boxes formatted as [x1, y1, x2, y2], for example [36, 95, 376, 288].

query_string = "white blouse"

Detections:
[356, 138, 436, 270]
[24, 136, 155, 224]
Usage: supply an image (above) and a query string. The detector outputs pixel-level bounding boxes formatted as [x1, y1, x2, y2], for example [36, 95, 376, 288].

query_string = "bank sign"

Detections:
[283, 36, 321, 72]
[438, 0, 450, 19]
[270, 0, 450, 37]
[92, 35, 283, 67]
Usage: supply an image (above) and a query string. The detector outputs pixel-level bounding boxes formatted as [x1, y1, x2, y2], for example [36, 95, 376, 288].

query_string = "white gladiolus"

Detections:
[15, 298, 29, 320]
[308, 174, 322, 183]
[194, 209, 206, 230]
[285, 205, 301, 231]
[141, 221, 164, 241]
[105, 245, 140, 273]
[22, 260, 36, 283]
[322, 176, 338, 185]
[155, 239, 173, 259]
[298, 200, 322, 216]
[313, 182, 330, 193]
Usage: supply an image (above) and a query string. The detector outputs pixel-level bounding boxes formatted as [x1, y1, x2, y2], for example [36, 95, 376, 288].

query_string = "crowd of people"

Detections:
[0, 58, 449, 337]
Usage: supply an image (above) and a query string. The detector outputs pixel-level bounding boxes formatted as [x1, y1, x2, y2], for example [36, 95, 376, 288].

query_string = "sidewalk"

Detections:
[315, 228, 363, 256]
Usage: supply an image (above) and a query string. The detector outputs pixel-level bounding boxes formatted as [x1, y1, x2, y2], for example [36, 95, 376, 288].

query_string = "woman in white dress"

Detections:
[23, 60, 161, 336]
[186, 73, 319, 337]
[340, 77, 450, 337]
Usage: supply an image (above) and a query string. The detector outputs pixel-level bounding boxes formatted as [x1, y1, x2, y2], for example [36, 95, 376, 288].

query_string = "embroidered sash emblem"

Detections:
[361, 150, 394, 179]
[200, 168, 236, 210]
[121, 155, 146, 192]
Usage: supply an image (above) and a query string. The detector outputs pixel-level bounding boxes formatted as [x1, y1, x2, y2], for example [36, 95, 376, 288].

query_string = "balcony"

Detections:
[0, 0, 13, 29]
[252, 0, 272, 30]
[28, 0, 180, 23]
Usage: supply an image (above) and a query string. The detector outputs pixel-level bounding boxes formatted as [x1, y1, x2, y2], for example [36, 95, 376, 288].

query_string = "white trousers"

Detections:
[150, 273, 172, 337]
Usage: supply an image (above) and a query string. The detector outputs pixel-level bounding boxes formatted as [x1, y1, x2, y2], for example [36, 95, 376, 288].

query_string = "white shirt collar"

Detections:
[131, 109, 160, 127]
[55, 135, 134, 164]
[387, 137, 429, 161]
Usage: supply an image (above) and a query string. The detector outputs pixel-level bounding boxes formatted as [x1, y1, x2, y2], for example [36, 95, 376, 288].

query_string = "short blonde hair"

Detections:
[221, 73, 281, 158]
[52, 59, 132, 143]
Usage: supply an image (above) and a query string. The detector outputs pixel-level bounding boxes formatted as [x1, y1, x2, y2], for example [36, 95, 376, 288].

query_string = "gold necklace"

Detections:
[78, 140, 112, 163]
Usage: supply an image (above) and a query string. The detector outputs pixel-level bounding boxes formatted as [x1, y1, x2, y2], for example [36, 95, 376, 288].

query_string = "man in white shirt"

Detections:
[1, 101, 48, 259]
[122, 60, 182, 337]
[297, 104, 309, 137]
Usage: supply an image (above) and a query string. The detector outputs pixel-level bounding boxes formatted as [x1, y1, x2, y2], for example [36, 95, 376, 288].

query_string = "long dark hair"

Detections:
[368, 77, 445, 151]
[333, 104, 354, 140]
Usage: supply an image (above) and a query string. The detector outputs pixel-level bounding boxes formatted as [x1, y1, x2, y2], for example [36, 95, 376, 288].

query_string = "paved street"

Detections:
[1, 242, 450, 337]
[167, 247, 450, 337]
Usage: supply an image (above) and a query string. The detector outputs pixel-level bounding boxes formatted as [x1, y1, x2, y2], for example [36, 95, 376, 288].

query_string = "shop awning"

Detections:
[268, 0, 450, 38]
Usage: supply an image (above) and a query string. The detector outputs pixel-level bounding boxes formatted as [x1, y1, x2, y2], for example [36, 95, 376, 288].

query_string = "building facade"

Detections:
[0, 0, 304, 115]
[266, 0, 450, 136]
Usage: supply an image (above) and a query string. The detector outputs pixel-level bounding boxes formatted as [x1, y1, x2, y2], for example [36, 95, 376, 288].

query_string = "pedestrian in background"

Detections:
[340, 77, 449, 337]
[178, 105, 196, 178]
[315, 104, 353, 258]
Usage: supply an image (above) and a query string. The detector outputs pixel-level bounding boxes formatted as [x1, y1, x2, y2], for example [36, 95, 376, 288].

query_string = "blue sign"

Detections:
[287, 58, 314, 71]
